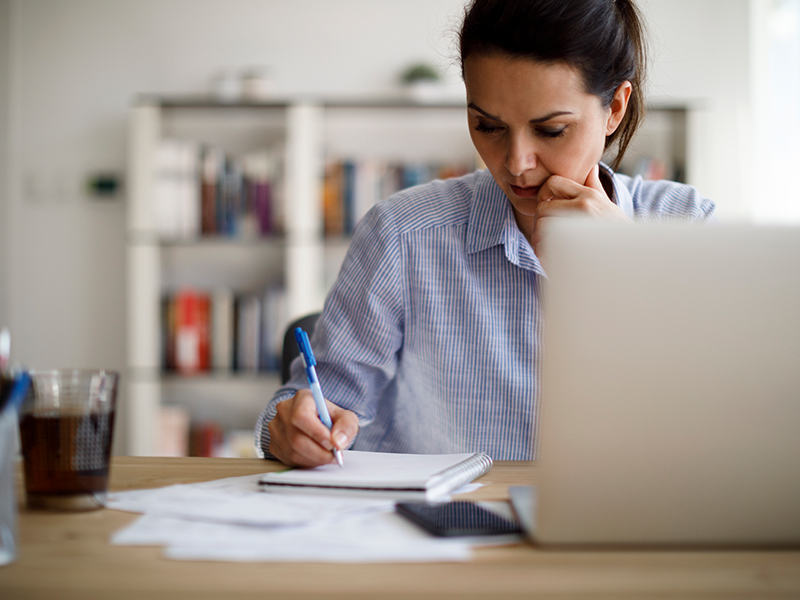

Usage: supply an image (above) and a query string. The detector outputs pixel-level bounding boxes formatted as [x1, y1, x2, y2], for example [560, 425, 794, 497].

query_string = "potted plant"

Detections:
[400, 63, 443, 103]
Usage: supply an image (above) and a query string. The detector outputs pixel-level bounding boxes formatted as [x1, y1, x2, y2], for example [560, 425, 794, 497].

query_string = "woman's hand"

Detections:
[268, 389, 359, 467]
[531, 164, 630, 259]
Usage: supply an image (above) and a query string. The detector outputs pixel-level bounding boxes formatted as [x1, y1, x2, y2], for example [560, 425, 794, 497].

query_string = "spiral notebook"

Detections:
[259, 450, 493, 501]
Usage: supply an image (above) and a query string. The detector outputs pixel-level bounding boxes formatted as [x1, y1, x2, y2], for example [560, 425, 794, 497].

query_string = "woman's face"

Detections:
[464, 52, 624, 233]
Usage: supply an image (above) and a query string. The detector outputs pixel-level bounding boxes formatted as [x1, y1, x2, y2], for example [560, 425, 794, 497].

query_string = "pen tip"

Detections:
[334, 449, 344, 468]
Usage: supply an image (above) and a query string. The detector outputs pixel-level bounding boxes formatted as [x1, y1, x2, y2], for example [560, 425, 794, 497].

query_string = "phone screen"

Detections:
[395, 501, 522, 537]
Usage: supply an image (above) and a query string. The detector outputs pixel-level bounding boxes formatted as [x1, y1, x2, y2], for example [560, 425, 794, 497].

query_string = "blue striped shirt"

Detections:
[256, 167, 715, 460]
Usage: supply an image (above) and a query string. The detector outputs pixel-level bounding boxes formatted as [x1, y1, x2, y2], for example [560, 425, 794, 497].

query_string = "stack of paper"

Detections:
[108, 451, 513, 563]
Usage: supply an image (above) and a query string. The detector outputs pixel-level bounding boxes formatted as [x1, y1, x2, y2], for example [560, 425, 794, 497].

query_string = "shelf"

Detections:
[158, 239, 285, 291]
[136, 94, 465, 111]
[157, 235, 286, 248]
[160, 371, 281, 383]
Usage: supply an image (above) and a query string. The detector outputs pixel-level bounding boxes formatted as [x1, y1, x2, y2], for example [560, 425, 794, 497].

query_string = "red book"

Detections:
[190, 422, 224, 457]
[174, 289, 210, 374]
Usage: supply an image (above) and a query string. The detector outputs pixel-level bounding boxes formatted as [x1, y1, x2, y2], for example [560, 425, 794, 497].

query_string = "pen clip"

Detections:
[294, 327, 316, 368]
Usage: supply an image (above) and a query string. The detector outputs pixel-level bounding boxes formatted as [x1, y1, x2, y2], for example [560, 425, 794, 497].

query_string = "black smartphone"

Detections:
[395, 500, 522, 537]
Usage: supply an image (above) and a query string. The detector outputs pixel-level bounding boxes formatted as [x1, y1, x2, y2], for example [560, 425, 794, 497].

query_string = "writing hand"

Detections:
[268, 389, 359, 467]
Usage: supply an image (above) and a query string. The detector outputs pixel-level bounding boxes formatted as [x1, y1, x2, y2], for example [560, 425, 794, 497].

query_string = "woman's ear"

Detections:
[606, 81, 632, 136]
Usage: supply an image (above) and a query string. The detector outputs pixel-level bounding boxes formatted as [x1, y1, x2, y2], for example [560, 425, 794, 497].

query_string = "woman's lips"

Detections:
[510, 184, 540, 198]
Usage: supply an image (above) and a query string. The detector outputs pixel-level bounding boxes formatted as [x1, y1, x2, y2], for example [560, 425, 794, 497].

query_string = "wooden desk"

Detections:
[1, 456, 800, 599]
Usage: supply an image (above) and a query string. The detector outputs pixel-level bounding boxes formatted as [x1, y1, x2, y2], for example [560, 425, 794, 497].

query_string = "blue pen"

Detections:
[294, 327, 344, 467]
[0, 371, 31, 414]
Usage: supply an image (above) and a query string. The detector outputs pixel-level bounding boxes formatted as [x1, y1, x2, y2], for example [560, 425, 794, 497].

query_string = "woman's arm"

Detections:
[255, 200, 406, 463]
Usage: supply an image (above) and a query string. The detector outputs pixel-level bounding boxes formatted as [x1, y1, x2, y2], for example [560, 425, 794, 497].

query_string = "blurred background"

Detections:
[0, 0, 797, 456]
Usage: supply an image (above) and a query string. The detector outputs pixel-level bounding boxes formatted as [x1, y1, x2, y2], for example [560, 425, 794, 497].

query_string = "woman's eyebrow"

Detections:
[467, 102, 573, 124]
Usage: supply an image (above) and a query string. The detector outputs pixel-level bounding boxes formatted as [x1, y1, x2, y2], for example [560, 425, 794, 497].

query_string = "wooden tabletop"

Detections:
[1, 456, 799, 599]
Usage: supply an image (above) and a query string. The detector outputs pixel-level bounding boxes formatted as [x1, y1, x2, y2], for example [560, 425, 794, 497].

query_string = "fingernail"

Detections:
[321, 438, 333, 451]
[334, 432, 348, 449]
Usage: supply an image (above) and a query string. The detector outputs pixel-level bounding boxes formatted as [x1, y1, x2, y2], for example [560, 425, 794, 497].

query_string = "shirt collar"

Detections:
[466, 170, 545, 274]
[464, 165, 631, 273]
[466, 170, 507, 255]
[601, 162, 634, 219]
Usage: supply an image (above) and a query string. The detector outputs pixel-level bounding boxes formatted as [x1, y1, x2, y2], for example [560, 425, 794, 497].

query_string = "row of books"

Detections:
[154, 141, 476, 240]
[161, 286, 286, 375]
[154, 139, 283, 240]
[321, 158, 475, 237]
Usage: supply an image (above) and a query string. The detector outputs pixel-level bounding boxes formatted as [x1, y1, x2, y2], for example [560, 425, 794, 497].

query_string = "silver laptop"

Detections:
[517, 219, 800, 546]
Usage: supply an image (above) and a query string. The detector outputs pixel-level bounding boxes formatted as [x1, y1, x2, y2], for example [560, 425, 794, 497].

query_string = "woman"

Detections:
[256, 0, 715, 466]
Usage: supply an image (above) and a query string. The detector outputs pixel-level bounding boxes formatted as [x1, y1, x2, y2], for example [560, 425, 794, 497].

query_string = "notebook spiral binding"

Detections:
[426, 452, 493, 499]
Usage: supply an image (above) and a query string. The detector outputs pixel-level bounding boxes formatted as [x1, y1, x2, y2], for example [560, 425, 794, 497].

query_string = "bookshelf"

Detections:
[125, 97, 476, 456]
[126, 96, 692, 457]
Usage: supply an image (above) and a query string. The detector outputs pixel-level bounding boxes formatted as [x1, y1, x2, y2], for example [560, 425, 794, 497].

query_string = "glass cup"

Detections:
[19, 370, 119, 510]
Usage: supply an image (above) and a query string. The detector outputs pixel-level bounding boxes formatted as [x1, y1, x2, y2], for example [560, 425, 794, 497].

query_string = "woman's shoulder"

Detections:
[369, 170, 487, 234]
[614, 172, 716, 221]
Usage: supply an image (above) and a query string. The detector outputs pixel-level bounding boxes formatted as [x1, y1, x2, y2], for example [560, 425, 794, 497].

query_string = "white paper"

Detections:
[107, 474, 393, 527]
[113, 512, 473, 563]
[108, 472, 517, 563]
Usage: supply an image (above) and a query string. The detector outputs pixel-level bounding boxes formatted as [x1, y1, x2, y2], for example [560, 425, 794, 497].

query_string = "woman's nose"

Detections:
[505, 134, 537, 177]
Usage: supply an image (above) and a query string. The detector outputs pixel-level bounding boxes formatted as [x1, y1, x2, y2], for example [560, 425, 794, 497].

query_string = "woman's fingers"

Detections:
[268, 390, 359, 467]
[329, 403, 359, 450]
[584, 163, 605, 193]
[532, 165, 629, 259]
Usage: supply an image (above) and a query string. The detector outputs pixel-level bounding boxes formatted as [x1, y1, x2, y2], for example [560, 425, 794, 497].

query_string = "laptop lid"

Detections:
[533, 220, 800, 546]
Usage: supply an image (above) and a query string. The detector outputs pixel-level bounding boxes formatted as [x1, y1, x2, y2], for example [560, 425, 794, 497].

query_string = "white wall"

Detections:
[641, 0, 753, 220]
[1, 0, 754, 453]
[0, 0, 10, 331]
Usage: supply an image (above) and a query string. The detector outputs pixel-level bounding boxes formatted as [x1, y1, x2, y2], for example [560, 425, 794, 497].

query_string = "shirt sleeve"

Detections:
[255, 200, 405, 458]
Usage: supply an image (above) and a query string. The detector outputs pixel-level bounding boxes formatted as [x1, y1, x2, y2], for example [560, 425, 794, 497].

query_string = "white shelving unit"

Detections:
[125, 97, 475, 456]
[126, 97, 693, 457]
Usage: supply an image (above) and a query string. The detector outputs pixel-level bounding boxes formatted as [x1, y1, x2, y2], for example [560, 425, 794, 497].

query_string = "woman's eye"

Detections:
[474, 121, 502, 134]
[537, 127, 567, 139]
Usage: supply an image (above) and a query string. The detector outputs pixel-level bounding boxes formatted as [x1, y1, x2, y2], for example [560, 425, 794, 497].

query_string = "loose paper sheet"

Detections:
[113, 512, 473, 563]
[108, 474, 392, 527]
[108, 473, 509, 563]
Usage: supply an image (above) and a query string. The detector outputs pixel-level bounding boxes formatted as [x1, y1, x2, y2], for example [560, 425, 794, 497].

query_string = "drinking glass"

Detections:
[19, 370, 119, 510]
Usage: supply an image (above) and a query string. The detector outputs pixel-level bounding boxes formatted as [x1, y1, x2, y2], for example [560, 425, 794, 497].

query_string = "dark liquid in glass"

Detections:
[19, 412, 115, 506]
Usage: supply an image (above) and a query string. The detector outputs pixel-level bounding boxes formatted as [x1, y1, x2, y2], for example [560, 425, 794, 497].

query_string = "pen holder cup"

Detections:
[0, 403, 19, 565]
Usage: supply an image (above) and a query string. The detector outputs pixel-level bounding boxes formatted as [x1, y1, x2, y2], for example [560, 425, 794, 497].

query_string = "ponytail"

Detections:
[606, 0, 648, 168]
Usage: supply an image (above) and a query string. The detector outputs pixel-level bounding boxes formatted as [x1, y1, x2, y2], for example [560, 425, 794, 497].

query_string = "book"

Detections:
[211, 288, 234, 371]
[235, 294, 261, 372]
[259, 450, 493, 501]
[201, 147, 223, 235]
[154, 139, 201, 240]
[244, 151, 274, 236]
[258, 284, 285, 372]
[158, 405, 190, 457]
[190, 421, 225, 457]
[174, 289, 210, 374]
[320, 158, 475, 238]
[161, 295, 176, 371]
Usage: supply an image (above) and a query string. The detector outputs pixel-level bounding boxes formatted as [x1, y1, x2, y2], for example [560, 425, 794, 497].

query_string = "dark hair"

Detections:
[459, 0, 647, 170]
